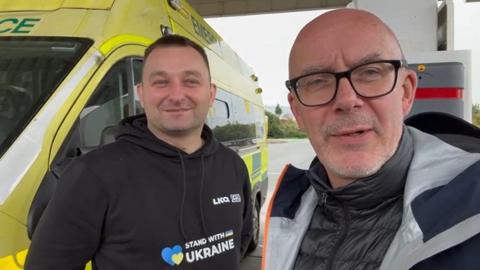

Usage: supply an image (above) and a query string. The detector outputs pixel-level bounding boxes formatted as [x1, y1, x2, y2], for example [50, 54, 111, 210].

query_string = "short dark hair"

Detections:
[143, 34, 210, 77]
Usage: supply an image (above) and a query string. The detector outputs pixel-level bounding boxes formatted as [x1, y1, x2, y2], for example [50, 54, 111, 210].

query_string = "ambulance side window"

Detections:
[78, 58, 137, 150]
[132, 59, 144, 115]
[210, 88, 256, 147]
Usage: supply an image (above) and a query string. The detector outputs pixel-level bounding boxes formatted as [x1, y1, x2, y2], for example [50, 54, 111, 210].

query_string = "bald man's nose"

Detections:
[333, 77, 363, 111]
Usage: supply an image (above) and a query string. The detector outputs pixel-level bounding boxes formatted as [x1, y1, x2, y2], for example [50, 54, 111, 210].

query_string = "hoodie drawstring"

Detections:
[178, 151, 188, 241]
[199, 155, 209, 236]
[177, 151, 209, 241]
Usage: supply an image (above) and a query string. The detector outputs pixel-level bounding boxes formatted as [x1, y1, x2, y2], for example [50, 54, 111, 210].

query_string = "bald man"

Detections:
[262, 9, 480, 270]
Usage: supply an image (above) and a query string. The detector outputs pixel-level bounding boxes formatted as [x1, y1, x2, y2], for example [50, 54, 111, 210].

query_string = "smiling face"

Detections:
[288, 9, 417, 187]
[137, 46, 216, 142]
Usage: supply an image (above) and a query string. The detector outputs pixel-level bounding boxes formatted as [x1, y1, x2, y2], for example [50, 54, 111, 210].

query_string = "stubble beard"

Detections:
[318, 113, 396, 181]
[323, 151, 392, 181]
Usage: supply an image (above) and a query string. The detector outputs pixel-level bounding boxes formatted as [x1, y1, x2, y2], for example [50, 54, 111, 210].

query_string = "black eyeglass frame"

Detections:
[285, 59, 409, 107]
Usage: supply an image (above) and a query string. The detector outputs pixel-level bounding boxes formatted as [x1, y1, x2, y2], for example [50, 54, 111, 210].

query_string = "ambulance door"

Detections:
[27, 45, 145, 238]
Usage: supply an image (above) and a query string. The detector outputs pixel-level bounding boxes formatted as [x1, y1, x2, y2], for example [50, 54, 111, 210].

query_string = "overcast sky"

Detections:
[207, 1, 480, 107]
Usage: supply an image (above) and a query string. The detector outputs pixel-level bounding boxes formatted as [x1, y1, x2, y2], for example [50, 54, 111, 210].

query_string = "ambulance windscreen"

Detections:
[0, 37, 92, 157]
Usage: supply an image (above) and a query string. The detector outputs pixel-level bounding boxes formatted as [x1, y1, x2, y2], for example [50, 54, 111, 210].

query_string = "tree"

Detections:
[266, 111, 284, 138]
[473, 104, 480, 127]
[274, 104, 283, 116]
[266, 111, 306, 138]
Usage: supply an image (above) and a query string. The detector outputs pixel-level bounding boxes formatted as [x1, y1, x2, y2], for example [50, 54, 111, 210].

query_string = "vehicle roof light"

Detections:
[168, 0, 182, 10]
[417, 64, 426, 72]
[161, 25, 174, 36]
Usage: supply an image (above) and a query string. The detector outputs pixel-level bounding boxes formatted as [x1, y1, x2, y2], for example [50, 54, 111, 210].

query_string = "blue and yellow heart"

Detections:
[161, 245, 184, 266]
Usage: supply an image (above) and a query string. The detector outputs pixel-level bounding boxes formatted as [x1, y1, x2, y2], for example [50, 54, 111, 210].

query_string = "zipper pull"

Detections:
[321, 192, 328, 209]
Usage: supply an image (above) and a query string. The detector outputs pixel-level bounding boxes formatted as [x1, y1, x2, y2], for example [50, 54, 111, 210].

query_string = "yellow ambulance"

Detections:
[0, 0, 268, 268]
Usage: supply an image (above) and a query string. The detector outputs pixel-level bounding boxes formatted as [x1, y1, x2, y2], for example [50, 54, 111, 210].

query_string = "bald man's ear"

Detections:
[288, 92, 306, 131]
[400, 69, 417, 116]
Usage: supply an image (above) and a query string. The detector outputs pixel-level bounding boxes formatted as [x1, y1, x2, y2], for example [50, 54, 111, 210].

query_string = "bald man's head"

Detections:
[286, 8, 417, 187]
[289, 9, 404, 78]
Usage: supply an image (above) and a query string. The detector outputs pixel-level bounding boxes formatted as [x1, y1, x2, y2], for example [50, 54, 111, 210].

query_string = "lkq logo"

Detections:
[230, 194, 241, 203]
[212, 194, 241, 205]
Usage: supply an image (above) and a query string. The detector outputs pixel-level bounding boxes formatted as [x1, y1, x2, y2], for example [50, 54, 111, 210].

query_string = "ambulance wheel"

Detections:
[247, 198, 260, 252]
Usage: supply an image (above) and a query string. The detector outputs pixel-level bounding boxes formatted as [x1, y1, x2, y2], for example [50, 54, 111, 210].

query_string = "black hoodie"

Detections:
[25, 115, 253, 270]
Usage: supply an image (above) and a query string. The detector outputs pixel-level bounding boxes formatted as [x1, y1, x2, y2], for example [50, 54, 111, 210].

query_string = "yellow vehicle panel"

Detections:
[165, 1, 263, 106]
[0, 0, 114, 11]
[0, 1, 268, 268]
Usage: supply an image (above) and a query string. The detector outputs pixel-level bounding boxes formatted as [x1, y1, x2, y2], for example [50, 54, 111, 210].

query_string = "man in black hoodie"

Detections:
[25, 34, 253, 270]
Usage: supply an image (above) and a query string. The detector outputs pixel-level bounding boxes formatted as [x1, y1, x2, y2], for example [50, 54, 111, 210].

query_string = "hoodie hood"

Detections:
[115, 114, 218, 241]
[115, 114, 219, 158]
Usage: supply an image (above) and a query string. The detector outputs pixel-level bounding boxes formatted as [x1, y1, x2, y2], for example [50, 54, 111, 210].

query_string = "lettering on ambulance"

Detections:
[160, 230, 236, 266]
[190, 16, 217, 44]
[0, 18, 40, 34]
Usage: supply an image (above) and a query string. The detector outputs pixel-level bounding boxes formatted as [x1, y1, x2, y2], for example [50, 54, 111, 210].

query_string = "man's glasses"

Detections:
[286, 59, 408, 107]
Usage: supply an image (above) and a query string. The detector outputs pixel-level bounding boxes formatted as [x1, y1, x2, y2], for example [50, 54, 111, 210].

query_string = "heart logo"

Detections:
[161, 245, 184, 266]
[172, 253, 184, 265]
